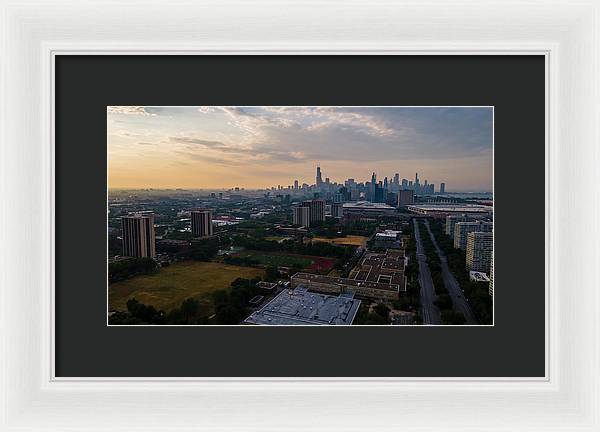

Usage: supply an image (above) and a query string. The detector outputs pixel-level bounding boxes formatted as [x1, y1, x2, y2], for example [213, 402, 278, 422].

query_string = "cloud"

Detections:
[108, 106, 493, 190]
[107, 106, 155, 116]
[168, 134, 308, 163]
[168, 137, 229, 149]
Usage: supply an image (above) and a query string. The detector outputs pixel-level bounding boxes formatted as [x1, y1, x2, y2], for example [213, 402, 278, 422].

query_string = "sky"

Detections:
[107, 106, 493, 192]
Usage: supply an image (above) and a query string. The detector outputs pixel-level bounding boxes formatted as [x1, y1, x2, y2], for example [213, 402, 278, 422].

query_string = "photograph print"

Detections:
[107, 106, 494, 326]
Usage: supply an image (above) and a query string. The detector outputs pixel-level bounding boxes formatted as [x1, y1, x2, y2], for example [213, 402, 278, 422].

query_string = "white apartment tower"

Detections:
[454, 221, 493, 250]
[466, 231, 493, 273]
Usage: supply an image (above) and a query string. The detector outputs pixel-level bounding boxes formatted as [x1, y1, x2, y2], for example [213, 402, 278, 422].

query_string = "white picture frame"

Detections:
[1, 0, 598, 430]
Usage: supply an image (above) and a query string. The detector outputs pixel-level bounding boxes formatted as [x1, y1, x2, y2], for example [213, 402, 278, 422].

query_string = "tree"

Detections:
[373, 303, 390, 319]
[181, 298, 200, 320]
[265, 266, 280, 281]
[441, 310, 466, 325]
[125, 298, 165, 324]
[215, 304, 242, 325]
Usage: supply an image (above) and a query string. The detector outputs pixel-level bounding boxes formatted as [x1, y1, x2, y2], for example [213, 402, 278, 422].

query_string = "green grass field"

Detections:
[108, 261, 264, 312]
[233, 251, 314, 268]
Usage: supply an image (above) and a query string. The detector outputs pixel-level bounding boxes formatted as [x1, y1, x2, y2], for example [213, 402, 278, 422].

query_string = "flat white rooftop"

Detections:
[407, 204, 493, 214]
[244, 286, 361, 326]
[469, 271, 491, 282]
[343, 201, 395, 210]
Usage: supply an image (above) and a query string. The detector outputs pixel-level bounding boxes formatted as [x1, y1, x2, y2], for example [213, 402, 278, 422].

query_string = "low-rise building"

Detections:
[407, 203, 493, 217]
[469, 271, 490, 282]
[291, 269, 404, 301]
[244, 286, 361, 325]
[342, 201, 396, 218]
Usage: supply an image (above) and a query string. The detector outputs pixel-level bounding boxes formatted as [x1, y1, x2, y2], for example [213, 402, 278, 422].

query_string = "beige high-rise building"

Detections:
[121, 213, 156, 258]
[489, 252, 494, 297]
[293, 206, 311, 227]
[466, 231, 493, 273]
[454, 221, 493, 250]
[191, 209, 213, 238]
[445, 214, 471, 238]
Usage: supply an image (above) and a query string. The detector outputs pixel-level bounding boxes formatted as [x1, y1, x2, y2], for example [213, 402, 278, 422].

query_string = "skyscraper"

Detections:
[440, 182, 446, 194]
[294, 179, 299, 190]
[121, 213, 156, 259]
[397, 189, 415, 208]
[466, 231, 493, 273]
[316, 166, 323, 187]
[191, 209, 214, 238]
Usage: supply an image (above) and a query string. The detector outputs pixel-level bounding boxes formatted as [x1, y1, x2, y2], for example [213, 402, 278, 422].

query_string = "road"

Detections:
[424, 220, 478, 325]
[413, 219, 441, 325]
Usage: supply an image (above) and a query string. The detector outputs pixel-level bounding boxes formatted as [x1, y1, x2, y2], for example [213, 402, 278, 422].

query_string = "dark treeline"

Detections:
[108, 257, 158, 283]
[354, 302, 391, 325]
[157, 237, 220, 261]
[109, 276, 264, 325]
[232, 234, 355, 259]
[309, 219, 378, 238]
[428, 220, 493, 324]
[418, 221, 467, 325]
[392, 227, 422, 321]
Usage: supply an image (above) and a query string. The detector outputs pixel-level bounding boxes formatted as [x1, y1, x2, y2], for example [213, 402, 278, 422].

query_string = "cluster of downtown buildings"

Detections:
[290, 166, 444, 227]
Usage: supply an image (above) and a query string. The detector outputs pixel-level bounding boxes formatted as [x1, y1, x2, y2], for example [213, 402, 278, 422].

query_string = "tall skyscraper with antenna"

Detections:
[316, 166, 323, 187]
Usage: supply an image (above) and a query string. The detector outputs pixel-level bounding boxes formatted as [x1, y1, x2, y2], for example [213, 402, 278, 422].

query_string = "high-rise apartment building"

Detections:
[293, 206, 311, 227]
[440, 182, 446, 194]
[454, 221, 493, 250]
[191, 209, 213, 238]
[397, 189, 415, 208]
[302, 199, 325, 224]
[445, 214, 472, 239]
[466, 231, 493, 273]
[489, 253, 494, 297]
[331, 203, 344, 218]
[121, 213, 156, 259]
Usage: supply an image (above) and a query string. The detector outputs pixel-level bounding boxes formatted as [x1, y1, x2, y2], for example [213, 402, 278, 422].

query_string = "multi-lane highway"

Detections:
[424, 220, 478, 325]
[413, 219, 441, 325]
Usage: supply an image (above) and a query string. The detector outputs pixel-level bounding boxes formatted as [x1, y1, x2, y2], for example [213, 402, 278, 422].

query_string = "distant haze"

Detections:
[108, 106, 493, 192]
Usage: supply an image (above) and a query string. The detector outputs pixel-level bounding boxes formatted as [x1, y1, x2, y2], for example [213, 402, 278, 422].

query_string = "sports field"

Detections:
[108, 261, 264, 312]
[233, 251, 335, 272]
[312, 235, 368, 247]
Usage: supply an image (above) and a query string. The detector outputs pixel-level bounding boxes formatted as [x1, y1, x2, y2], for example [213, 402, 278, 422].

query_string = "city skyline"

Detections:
[108, 106, 493, 192]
